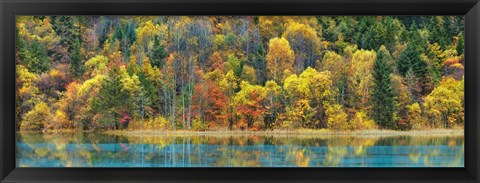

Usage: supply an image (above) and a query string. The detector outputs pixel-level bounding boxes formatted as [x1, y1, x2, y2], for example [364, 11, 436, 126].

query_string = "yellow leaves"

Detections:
[407, 102, 428, 129]
[349, 49, 376, 107]
[52, 109, 71, 130]
[20, 102, 51, 131]
[284, 67, 332, 101]
[266, 37, 294, 83]
[49, 69, 61, 78]
[16, 16, 59, 50]
[141, 55, 162, 81]
[17, 65, 37, 84]
[84, 55, 109, 76]
[78, 75, 107, 97]
[351, 111, 377, 130]
[213, 34, 226, 49]
[234, 81, 266, 105]
[325, 103, 349, 131]
[136, 21, 167, 46]
[120, 66, 142, 95]
[264, 80, 281, 96]
[423, 76, 464, 127]
[220, 70, 239, 91]
[284, 22, 318, 44]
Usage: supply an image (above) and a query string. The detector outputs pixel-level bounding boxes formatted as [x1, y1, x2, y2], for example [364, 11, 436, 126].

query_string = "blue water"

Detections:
[15, 133, 464, 167]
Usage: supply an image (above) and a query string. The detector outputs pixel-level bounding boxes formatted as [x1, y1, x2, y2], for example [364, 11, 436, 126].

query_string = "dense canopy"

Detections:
[16, 16, 464, 132]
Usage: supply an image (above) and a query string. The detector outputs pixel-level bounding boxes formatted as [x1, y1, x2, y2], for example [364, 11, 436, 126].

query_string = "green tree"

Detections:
[371, 46, 396, 129]
[91, 67, 130, 130]
[149, 35, 167, 68]
[69, 37, 85, 77]
[397, 44, 427, 78]
[23, 40, 51, 74]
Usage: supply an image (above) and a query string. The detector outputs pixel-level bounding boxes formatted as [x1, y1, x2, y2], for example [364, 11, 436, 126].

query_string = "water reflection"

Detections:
[16, 133, 464, 167]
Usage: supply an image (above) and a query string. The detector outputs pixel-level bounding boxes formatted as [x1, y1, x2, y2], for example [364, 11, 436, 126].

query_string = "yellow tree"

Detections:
[318, 51, 348, 104]
[233, 81, 266, 129]
[347, 49, 376, 109]
[423, 77, 464, 128]
[283, 22, 321, 72]
[266, 37, 294, 84]
[283, 67, 333, 128]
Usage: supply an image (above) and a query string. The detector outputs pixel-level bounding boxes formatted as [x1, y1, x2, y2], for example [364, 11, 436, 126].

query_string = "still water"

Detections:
[16, 133, 464, 167]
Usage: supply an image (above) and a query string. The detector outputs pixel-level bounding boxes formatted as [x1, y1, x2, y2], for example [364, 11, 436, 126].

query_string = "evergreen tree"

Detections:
[397, 44, 427, 78]
[91, 67, 129, 130]
[69, 37, 85, 77]
[51, 16, 79, 51]
[23, 40, 51, 74]
[149, 35, 167, 68]
[372, 46, 396, 129]
[456, 32, 464, 55]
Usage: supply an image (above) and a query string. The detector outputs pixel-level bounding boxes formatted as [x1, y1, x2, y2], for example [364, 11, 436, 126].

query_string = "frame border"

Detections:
[1, 0, 479, 182]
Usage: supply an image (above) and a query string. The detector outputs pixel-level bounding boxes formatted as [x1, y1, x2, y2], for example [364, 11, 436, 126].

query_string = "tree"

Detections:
[90, 66, 130, 130]
[191, 80, 227, 128]
[423, 77, 463, 128]
[51, 16, 80, 51]
[266, 37, 294, 83]
[397, 44, 427, 78]
[263, 80, 282, 128]
[206, 51, 225, 72]
[347, 49, 376, 109]
[234, 81, 266, 129]
[318, 51, 348, 104]
[283, 22, 321, 72]
[325, 104, 349, 131]
[16, 65, 41, 128]
[23, 40, 51, 74]
[150, 35, 167, 68]
[69, 37, 85, 77]
[20, 102, 51, 131]
[371, 46, 396, 129]
[283, 67, 333, 128]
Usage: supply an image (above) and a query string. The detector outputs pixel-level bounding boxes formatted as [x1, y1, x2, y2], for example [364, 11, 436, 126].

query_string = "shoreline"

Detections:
[17, 128, 464, 137]
[101, 128, 464, 137]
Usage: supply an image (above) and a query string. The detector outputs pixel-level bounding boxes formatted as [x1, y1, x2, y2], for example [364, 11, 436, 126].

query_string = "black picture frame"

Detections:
[1, 0, 479, 182]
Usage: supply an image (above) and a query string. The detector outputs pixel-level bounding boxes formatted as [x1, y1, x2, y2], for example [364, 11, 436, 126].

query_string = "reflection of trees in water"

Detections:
[16, 133, 464, 167]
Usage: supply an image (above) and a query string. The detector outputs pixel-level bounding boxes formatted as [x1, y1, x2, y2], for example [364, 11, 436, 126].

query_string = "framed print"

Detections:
[1, 0, 480, 182]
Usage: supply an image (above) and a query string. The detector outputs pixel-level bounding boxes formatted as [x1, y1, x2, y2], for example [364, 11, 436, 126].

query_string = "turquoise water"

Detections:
[16, 133, 464, 167]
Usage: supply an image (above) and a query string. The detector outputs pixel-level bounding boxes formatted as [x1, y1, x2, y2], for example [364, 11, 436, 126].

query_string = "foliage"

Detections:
[266, 37, 294, 83]
[371, 46, 396, 129]
[15, 16, 464, 132]
[423, 77, 463, 128]
[20, 102, 51, 131]
[325, 104, 349, 131]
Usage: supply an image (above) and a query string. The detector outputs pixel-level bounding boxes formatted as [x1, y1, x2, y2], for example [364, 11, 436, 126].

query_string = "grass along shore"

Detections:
[102, 128, 464, 137]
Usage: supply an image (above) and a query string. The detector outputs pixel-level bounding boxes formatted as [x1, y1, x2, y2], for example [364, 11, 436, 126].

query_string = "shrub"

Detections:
[192, 118, 208, 131]
[50, 109, 72, 130]
[326, 104, 350, 131]
[128, 116, 171, 130]
[351, 111, 377, 130]
[20, 102, 51, 131]
[407, 103, 429, 129]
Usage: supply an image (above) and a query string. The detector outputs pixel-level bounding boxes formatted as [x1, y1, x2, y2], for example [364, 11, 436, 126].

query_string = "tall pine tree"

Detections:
[372, 46, 396, 129]
[149, 35, 167, 68]
[69, 37, 85, 77]
[397, 44, 427, 78]
[91, 67, 129, 130]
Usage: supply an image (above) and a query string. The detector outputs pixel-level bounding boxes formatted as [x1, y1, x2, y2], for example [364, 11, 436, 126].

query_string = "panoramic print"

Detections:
[15, 16, 464, 167]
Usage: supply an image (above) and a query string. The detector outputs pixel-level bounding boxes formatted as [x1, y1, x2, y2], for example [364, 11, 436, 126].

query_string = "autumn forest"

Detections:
[15, 16, 465, 132]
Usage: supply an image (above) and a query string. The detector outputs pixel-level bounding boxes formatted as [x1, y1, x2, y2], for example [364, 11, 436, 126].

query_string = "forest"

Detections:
[15, 16, 465, 132]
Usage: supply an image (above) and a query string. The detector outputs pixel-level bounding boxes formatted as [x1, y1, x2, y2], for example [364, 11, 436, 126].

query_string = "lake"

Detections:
[16, 133, 464, 167]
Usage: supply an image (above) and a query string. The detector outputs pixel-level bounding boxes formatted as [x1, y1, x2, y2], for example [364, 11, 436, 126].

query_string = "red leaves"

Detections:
[119, 113, 131, 124]
[191, 80, 227, 126]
